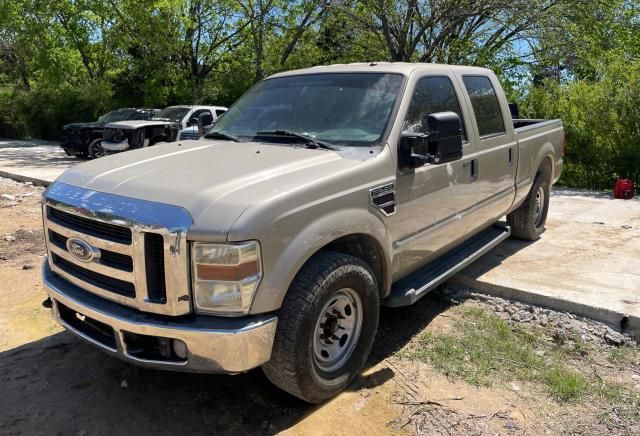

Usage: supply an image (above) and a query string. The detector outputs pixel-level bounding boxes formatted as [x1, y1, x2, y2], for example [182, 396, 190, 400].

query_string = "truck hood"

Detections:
[63, 122, 103, 130]
[105, 120, 173, 129]
[56, 140, 360, 239]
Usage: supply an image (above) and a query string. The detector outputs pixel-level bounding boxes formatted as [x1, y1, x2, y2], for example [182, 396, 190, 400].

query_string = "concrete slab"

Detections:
[453, 188, 640, 332]
[0, 139, 79, 186]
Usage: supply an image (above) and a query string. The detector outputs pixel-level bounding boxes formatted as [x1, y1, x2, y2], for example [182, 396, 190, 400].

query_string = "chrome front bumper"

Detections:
[43, 262, 278, 373]
[101, 139, 130, 151]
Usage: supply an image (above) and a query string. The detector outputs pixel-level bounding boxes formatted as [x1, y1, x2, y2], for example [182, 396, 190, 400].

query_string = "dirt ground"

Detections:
[1, 176, 638, 436]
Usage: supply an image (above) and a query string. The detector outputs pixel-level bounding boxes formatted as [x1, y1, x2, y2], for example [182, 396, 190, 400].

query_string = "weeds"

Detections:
[404, 304, 636, 403]
[607, 345, 639, 369]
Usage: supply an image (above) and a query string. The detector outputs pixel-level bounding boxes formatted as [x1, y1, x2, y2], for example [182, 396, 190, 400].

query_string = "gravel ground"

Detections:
[441, 287, 638, 348]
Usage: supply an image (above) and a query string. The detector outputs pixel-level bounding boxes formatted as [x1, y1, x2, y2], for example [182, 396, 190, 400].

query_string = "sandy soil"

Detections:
[0, 176, 637, 435]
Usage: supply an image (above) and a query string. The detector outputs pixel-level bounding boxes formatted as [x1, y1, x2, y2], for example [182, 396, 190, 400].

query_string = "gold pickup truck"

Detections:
[41, 63, 564, 403]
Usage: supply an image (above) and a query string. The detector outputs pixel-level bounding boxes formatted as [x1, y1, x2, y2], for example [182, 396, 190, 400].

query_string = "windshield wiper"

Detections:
[255, 130, 337, 150]
[203, 131, 240, 142]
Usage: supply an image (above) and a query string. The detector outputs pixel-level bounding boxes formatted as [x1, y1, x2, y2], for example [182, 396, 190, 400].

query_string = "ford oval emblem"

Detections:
[66, 238, 98, 263]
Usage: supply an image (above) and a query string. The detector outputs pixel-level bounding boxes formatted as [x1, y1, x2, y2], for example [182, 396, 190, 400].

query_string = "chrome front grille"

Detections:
[178, 131, 200, 140]
[43, 182, 193, 316]
[48, 206, 132, 243]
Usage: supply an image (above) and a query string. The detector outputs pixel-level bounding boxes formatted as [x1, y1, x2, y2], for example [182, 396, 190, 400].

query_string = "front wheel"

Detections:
[87, 139, 107, 159]
[262, 251, 380, 403]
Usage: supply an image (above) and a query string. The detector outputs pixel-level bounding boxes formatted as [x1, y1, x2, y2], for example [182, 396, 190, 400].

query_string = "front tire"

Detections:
[507, 171, 550, 240]
[87, 139, 107, 159]
[263, 251, 380, 403]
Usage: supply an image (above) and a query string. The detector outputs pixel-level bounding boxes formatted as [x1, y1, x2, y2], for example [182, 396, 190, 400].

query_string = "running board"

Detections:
[382, 224, 511, 307]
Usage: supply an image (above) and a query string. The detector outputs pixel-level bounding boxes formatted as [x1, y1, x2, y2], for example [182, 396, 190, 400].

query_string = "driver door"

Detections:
[388, 74, 480, 280]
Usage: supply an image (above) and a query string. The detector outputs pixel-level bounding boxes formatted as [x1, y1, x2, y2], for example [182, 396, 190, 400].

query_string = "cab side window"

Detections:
[462, 76, 505, 137]
[403, 76, 466, 141]
[191, 109, 212, 120]
[191, 109, 213, 126]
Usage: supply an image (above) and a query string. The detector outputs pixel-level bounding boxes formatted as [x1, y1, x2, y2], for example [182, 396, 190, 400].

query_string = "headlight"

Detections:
[191, 241, 262, 315]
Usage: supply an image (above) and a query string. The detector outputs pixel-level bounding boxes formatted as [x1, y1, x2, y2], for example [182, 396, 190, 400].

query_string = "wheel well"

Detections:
[321, 234, 386, 296]
[538, 156, 553, 182]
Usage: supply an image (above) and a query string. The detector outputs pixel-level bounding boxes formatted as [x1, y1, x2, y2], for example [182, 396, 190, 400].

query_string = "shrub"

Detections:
[13, 80, 113, 140]
[521, 59, 640, 190]
[0, 87, 26, 139]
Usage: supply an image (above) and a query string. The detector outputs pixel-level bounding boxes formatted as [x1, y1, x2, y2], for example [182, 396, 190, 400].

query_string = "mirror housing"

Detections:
[398, 133, 431, 169]
[197, 112, 214, 135]
[399, 111, 463, 170]
[426, 111, 463, 164]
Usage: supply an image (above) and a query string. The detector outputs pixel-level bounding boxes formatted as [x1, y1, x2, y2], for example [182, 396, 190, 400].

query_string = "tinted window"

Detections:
[215, 109, 226, 117]
[462, 76, 505, 137]
[192, 109, 211, 119]
[97, 110, 135, 124]
[154, 107, 190, 123]
[192, 109, 213, 126]
[131, 111, 149, 120]
[403, 76, 466, 140]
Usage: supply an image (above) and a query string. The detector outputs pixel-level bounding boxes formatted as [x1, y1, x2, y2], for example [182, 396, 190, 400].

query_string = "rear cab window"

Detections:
[461, 76, 505, 138]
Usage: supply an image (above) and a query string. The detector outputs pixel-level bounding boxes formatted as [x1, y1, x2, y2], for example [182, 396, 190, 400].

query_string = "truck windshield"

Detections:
[154, 107, 190, 123]
[97, 110, 133, 124]
[209, 73, 404, 147]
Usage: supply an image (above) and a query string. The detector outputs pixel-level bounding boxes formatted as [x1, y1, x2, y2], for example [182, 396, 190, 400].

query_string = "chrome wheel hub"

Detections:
[313, 288, 363, 372]
[533, 186, 545, 227]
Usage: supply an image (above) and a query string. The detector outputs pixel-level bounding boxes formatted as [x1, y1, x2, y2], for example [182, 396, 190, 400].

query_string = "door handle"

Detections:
[464, 159, 478, 180]
[508, 147, 513, 166]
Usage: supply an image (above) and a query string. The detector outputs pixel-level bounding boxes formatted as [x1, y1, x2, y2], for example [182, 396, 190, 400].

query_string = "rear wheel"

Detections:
[262, 251, 379, 403]
[507, 171, 550, 240]
[88, 139, 107, 159]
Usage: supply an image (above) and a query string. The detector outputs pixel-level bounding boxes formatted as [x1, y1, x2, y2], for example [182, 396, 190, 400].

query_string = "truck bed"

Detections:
[511, 118, 564, 208]
[512, 118, 557, 130]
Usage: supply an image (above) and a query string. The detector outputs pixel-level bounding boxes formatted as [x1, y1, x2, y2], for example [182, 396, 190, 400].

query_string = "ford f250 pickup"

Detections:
[41, 63, 563, 403]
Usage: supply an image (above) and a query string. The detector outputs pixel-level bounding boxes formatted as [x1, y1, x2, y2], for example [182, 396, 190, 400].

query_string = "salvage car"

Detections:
[60, 108, 158, 159]
[41, 63, 564, 403]
[177, 107, 227, 140]
[101, 105, 227, 152]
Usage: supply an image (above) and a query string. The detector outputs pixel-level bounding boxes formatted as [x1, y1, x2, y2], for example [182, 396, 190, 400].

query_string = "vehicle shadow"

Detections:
[453, 237, 536, 281]
[0, 293, 452, 435]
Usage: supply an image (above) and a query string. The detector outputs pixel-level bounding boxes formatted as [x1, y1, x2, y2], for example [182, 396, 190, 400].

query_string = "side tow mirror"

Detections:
[398, 111, 463, 170]
[197, 112, 214, 135]
[426, 111, 463, 164]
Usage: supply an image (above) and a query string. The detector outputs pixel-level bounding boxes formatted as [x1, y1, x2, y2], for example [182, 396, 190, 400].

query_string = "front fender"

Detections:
[249, 208, 392, 314]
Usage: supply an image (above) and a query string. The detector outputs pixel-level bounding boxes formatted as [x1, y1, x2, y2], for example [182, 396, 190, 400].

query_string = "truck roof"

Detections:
[165, 105, 228, 111]
[268, 62, 493, 79]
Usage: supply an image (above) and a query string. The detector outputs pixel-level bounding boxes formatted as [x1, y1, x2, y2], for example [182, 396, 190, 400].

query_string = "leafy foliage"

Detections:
[0, 0, 638, 188]
[522, 58, 640, 189]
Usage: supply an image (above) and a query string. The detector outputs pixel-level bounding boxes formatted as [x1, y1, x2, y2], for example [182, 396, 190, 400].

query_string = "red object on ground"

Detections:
[613, 179, 635, 199]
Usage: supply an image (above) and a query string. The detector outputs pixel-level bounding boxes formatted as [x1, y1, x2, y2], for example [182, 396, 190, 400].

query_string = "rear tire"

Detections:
[507, 171, 550, 240]
[262, 251, 379, 403]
